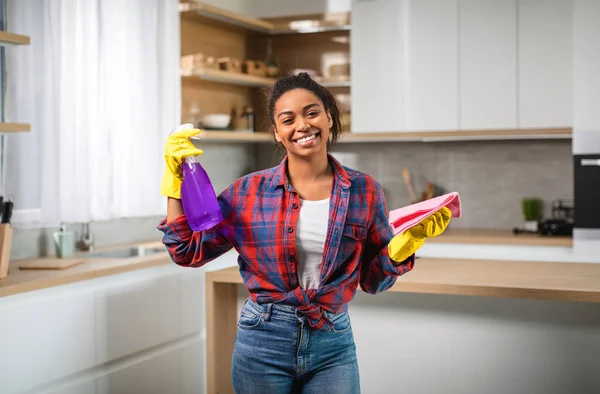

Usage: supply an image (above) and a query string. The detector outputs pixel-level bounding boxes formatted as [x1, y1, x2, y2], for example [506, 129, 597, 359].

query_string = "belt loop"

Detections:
[264, 303, 273, 321]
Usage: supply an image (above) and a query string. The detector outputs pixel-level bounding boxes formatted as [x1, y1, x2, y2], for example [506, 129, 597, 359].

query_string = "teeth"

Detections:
[297, 134, 316, 143]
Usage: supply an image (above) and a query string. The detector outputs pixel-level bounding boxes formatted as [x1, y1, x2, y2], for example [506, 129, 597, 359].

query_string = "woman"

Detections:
[158, 73, 451, 393]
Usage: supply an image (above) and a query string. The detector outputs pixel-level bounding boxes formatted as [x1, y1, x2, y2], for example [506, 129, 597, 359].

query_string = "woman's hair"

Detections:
[266, 72, 342, 149]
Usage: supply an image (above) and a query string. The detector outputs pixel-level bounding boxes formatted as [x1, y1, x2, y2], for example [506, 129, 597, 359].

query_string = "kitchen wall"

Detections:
[258, 139, 573, 230]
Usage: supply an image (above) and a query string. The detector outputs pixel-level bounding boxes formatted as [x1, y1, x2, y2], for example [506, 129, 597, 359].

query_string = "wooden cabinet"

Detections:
[351, 0, 407, 132]
[518, 0, 573, 128]
[405, 0, 459, 131]
[459, 0, 518, 130]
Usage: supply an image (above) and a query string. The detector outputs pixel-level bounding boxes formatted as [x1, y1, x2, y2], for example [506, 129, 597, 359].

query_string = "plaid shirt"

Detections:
[157, 154, 414, 331]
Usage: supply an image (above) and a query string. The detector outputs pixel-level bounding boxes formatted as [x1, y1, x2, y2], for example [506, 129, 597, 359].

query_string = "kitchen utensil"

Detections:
[1, 199, 13, 224]
[202, 114, 231, 130]
[401, 169, 418, 203]
[19, 258, 84, 271]
[389, 192, 462, 236]
[426, 182, 435, 200]
[0, 223, 12, 279]
[53, 225, 75, 258]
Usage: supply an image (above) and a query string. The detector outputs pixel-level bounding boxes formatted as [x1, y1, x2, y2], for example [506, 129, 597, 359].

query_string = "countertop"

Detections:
[0, 228, 577, 299]
[207, 257, 600, 303]
[428, 228, 573, 247]
[0, 241, 171, 298]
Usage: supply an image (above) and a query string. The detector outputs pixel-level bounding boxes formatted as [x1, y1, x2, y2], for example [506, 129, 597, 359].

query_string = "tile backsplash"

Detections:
[258, 139, 573, 230]
[10, 139, 572, 260]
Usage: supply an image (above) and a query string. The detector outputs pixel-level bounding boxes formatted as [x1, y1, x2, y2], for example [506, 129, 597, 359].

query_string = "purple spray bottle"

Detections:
[180, 153, 223, 232]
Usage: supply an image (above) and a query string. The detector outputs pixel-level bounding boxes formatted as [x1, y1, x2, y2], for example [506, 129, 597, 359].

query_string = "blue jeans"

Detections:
[231, 298, 360, 393]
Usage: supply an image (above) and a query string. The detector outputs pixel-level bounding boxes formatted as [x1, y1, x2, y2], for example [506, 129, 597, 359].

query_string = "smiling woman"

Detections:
[157, 72, 452, 394]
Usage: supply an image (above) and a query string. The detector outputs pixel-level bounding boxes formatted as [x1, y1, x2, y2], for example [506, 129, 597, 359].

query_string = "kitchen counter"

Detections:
[429, 228, 573, 247]
[204, 257, 600, 394]
[0, 240, 171, 298]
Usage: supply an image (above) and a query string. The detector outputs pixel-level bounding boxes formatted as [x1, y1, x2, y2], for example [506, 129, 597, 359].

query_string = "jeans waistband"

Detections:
[243, 298, 307, 322]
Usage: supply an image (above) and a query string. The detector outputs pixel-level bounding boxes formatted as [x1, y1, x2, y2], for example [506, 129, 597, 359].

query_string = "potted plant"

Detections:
[521, 198, 543, 232]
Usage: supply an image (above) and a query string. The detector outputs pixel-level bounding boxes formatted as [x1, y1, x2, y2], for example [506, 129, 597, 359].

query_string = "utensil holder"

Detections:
[0, 223, 13, 279]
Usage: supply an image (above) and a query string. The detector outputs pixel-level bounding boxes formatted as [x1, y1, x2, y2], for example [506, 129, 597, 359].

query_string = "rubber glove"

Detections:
[388, 206, 452, 263]
[160, 124, 204, 199]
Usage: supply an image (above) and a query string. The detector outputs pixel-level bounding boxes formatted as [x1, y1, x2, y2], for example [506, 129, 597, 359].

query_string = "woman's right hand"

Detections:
[160, 124, 204, 199]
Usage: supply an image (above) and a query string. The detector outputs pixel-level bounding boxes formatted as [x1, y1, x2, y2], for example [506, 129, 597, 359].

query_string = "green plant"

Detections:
[521, 198, 543, 222]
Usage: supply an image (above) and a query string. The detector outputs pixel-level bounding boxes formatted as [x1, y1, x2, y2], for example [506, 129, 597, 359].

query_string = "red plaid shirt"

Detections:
[157, 154, 414, 331]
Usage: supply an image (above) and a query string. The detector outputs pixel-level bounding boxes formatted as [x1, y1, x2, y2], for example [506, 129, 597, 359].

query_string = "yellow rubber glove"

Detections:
[160, 124, 204, 199]
[388, 206, 452, 262]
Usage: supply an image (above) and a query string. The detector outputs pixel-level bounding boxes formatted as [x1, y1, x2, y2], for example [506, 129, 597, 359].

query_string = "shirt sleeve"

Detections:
[156, 184, 235, 268]
[359, 182, 415, 294]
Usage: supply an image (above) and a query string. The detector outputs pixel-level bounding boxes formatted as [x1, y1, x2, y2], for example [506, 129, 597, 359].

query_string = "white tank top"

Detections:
[296, 198, 330, 289]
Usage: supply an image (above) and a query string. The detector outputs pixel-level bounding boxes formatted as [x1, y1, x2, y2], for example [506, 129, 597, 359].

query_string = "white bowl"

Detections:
[202, 114, 231, 129]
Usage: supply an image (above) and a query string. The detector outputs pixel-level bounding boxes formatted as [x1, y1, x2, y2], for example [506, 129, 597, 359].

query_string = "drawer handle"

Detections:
[581, 159, 600, 166]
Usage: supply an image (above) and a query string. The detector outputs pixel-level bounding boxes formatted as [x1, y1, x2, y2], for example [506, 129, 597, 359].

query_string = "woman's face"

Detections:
[273, 88, 332, 159]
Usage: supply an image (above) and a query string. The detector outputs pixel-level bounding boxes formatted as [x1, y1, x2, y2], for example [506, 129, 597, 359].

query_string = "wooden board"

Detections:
[19, 258, 84, 271]
[0, 31, 30, 45]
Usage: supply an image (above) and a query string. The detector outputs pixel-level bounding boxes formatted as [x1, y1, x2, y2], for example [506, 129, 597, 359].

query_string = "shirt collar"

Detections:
[269, 153, 352, 190]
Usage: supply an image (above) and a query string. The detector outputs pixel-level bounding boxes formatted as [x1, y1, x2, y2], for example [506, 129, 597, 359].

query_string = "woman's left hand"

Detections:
[388, 206, 452, 263]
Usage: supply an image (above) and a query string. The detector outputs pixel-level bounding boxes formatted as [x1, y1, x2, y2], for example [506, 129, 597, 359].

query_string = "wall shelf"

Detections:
[196, 130, 272, 142]
[179, 2, 351, 36]
[0, 123, 31, 133]
[179, 2, 273, 33]
[181, 68, 276, 87]
[0, 31, 30, 46]
[320, 80, 351, 88]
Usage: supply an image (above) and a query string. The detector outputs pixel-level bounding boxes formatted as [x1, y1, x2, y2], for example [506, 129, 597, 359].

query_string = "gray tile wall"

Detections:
[258, 139, 574, 230]
[10, 139, 572, 260]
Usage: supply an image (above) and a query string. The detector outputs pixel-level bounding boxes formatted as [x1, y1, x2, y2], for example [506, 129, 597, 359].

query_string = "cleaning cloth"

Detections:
[389, 192, 461, 236]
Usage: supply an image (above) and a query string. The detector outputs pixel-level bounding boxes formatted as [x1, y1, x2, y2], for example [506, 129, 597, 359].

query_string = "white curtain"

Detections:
[6, 0, 179, 226]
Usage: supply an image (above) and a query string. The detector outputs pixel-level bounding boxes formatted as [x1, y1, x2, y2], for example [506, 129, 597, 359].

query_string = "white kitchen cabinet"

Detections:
[96, 348, 181, 394]
[405, 0, 459, 131]
[459, 0, 518, 129]
[0, 291, 96, 394]
[94, 267, 181, 364]
[518, 0, 573, 128]
[573, 0, 600, 134]
[47, 380, 97, 394]
[179, 267, 206, 336]
[351, 0, 407, 132]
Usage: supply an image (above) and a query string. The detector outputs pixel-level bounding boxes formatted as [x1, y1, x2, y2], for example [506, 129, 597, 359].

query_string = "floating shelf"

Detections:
[179, 2, 351, 35]
[0, 123, 31, 133]
[320, 80, 351, 88]
[179, 2, 273, 33]
[270, 24, 351, 35]
[195, 130, 272, 142]
[181, 68, 276, 87]
[0, 31, 30, 46]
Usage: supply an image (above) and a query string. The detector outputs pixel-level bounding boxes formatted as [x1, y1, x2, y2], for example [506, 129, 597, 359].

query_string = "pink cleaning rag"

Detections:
[388, 192, 462, 235]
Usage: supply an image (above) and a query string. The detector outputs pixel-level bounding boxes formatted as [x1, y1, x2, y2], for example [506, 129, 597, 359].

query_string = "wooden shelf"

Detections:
[0, 123, 30, 133]
[181, 68, 276, 87]
[179, 2, 351, 35]
[0, 31, 30, 46]
[320, 80, 351, 88]
[195, 130, 272, 142]
[179, 2, 273, 33]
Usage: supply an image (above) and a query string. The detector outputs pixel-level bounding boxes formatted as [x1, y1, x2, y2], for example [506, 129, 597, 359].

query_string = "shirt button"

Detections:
[290, 256, 296, 262]
[288, 227, 294, 233]
[292, 203, 298, 209]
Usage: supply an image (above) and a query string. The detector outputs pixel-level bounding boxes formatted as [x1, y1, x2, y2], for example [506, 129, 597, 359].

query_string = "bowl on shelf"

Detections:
[201, 114, 231, 130]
